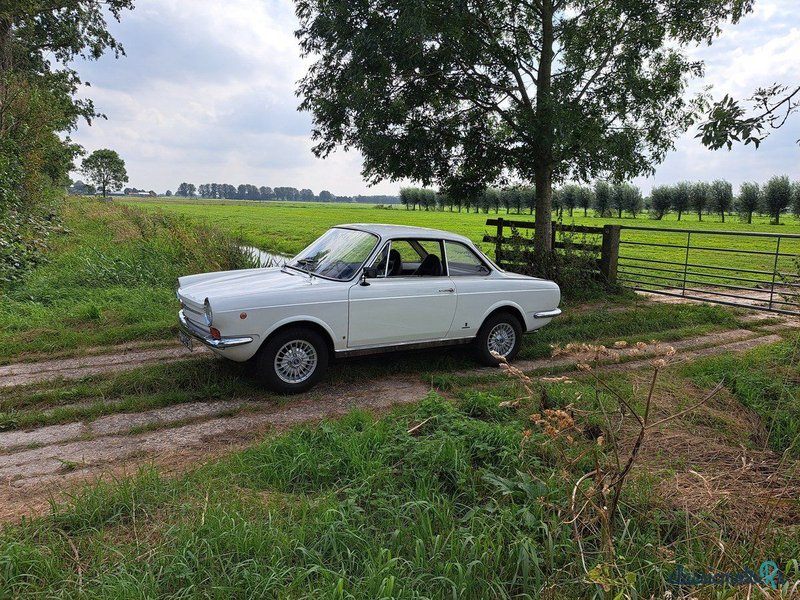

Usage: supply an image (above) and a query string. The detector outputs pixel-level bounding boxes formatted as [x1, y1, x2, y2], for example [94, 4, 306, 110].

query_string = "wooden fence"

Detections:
[483, 218, 621, 283]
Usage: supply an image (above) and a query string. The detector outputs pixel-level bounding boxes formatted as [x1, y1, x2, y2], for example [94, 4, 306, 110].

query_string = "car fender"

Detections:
[260, 315, 340, 350]
[478, 300, 530, 331]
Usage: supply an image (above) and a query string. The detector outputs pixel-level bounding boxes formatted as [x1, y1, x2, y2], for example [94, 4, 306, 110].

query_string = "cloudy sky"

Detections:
[71, 0, 800, 196]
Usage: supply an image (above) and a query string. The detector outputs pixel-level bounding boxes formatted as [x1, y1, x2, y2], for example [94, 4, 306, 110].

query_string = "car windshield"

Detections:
[288, 228, 378, 281]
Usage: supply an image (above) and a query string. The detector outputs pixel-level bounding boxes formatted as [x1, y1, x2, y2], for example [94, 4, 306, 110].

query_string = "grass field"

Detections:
[125, 196, 800, 254]
[125, 198, 800, 293]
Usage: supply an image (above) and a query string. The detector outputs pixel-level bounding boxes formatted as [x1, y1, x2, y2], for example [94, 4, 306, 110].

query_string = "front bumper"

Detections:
[178, 310, 253, 350]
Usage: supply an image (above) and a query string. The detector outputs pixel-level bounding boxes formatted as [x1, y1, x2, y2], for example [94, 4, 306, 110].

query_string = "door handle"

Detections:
[438, 288, 455, 293]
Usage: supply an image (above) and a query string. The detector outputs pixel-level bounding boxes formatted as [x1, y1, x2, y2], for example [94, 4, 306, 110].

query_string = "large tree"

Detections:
[295, 0, 752, 271]
[81, 149, 128, 198]
[0, 2, 132, 202]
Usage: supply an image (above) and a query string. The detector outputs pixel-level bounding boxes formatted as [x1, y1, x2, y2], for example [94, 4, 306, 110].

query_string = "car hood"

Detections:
[178, 267, 322, 304]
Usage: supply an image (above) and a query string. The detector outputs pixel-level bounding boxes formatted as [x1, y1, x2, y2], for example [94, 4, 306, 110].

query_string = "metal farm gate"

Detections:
[616, 226, 800, 317]
[486, 218, 800, 317]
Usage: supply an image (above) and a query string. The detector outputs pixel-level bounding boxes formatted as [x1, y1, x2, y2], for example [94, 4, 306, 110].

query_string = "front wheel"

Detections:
[255, 327, 329, 394]
[474, 312, 523, 366]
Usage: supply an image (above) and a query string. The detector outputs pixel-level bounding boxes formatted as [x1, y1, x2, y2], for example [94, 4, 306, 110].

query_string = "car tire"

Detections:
[474, 312, 523, 366]
[255, 327, 329, 394]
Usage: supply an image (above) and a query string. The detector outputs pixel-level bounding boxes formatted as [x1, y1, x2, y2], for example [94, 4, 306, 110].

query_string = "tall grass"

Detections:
[0, 198, 251, 362]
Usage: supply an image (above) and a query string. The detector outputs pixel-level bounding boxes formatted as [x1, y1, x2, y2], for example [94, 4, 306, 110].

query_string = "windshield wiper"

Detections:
[287, 257, 319, 276]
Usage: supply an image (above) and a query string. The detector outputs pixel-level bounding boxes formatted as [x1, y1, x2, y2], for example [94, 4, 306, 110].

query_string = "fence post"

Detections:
[551, 221, 557, 251]
[495, 218, 504, 265]
[600, 225, 620, 284]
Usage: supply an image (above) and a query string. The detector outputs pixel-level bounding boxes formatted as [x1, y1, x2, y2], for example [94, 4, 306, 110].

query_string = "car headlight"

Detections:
[204, 298, 213, 326]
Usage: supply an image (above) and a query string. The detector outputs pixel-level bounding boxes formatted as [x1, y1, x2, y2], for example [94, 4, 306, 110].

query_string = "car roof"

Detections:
[336, 223, 474, 245]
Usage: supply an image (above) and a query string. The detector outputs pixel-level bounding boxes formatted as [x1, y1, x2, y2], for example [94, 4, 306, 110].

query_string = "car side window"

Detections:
[445, 241, 491, 277]
[386, 239, 446, 277]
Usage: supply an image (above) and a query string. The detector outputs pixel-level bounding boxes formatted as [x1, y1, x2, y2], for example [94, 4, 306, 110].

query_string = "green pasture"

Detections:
[125, 199, 800, 292]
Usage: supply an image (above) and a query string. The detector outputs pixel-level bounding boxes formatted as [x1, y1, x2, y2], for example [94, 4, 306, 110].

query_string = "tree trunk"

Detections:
[532, 0, 555, 273]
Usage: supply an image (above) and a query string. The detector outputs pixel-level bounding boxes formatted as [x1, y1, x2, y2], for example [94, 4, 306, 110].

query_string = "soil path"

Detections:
[0, 311, 795, 522]
[0, 344, 209, 388]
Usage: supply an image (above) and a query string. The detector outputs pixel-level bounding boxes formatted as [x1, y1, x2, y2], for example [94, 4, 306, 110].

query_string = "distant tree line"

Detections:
[173, 182, 399, 204]
[401, 175, 800, 224]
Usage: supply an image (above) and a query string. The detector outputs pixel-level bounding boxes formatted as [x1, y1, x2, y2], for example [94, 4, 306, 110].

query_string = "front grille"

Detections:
[179, 296, 210, 334]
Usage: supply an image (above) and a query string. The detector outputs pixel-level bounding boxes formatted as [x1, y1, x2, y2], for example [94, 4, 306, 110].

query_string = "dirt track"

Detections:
[0, 309, 795, 522]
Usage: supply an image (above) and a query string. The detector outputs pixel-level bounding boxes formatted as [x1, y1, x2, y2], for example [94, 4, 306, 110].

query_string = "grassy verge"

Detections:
[0, 198, 251, 364]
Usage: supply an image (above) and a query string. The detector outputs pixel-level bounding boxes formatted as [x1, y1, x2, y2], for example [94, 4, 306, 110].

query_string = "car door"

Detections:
[444, 240, 496, 339]
[347, 239, 457, 347]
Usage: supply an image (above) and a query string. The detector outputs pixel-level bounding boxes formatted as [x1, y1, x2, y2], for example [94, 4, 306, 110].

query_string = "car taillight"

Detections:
[210, 327, 221, 340]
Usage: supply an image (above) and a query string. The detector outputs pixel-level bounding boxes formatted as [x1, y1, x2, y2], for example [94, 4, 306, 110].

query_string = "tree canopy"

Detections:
[295, 0, 752, 269]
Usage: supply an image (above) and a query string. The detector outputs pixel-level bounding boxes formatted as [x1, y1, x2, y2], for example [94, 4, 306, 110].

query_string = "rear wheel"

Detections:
[474, 312, 523, 366]
[255, 327, 329, 394]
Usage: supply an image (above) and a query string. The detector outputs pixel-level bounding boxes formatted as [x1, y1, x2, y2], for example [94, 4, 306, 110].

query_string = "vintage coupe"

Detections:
[177, 224, 561, 393]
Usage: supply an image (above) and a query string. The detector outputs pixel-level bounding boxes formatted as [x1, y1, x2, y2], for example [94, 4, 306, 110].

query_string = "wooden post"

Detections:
[495, 218, 504, 266]
[551, 221, 557, 252]
[600, 225, 620, 284]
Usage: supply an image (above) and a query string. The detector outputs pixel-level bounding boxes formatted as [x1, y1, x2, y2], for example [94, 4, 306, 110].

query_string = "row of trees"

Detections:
[649, 177, 800, 224]
[174, 183, 401, 204]
[401, 176, 800, 224]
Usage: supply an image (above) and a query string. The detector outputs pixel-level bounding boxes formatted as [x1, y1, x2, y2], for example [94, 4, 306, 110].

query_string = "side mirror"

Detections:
[360, 266, 378, 286]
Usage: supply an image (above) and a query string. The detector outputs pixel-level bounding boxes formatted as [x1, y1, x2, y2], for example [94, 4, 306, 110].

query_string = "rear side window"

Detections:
[446, 241, 491, 276]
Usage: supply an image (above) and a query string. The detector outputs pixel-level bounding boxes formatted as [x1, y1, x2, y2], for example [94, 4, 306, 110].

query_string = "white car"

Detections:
[177, 224, 561, 393]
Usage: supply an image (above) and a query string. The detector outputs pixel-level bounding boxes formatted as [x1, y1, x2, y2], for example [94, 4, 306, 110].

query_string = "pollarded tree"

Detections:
[594, 182, 612, 218]
[709, 179, 733, 222]
[736, 182, 760, 224]
[399, 187, 415, 210]
[577, 186, 594, 217]
[294, 0, 752, 272]
[623, 184, 644, 218]
[561, 185, 579, 218]
[763, 175, 792, 224]
[81, 149, 128, 198]
[650, 185, 672, 220]
[610, 184, 627, 219]
[690, 182, 709, 221]
[482, 188, 501, 214]
[672, 182, 691, 221]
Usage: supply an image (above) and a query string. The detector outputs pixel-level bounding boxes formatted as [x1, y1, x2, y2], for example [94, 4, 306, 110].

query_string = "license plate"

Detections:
[179, 330, 193, 351]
